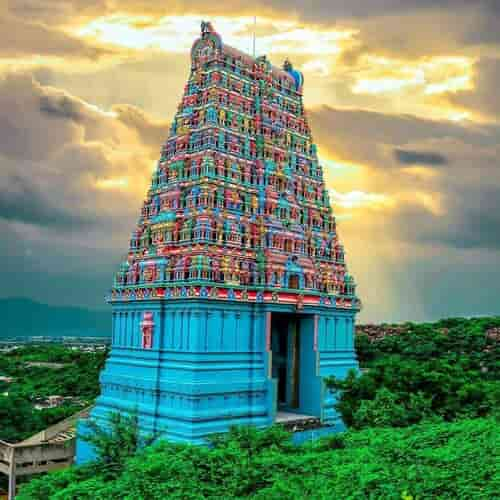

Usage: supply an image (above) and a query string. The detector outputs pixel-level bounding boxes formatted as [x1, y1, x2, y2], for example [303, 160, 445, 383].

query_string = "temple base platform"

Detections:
[76, 299, 357, 463]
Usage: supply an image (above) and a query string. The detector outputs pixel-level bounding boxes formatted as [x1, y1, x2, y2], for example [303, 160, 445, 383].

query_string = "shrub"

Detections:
[18, 418, 499, 499]
[328, 317, 500, 429]
[81, 410, 157, 478]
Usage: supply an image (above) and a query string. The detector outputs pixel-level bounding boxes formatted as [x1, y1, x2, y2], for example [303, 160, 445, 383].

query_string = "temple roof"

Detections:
[193, 21, 302, 90]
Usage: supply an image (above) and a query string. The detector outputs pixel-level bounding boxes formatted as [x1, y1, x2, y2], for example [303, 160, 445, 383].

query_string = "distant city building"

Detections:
[33, 395, 84, 411]
[33, 395, 64, 410]
[25, 362, 66, 369]
[0, 337, 110, 354]
[77, 22, 360, 461]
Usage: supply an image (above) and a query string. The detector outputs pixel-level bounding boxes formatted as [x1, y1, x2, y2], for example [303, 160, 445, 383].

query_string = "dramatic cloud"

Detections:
[0, 71, 169, 306]
[0, 173, 92, 229]
[39, 93, 87, 121]
[448, 57, 500, 121]
[394, 149, 448, 166]
[0, 1, 499, 321]
[24, 52, 189, 122]
[13, 0, 491, 25]
[0, 12, 115, 60]
[309, 105, 500, 254]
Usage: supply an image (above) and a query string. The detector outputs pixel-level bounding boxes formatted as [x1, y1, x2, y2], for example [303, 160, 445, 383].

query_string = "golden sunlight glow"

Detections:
[302, 59, 331, 76]
[402, 167, 441, 179]
[86, 103, 119, 119]
[352, 55, 474, 96]
[346, 54, 477, 122]
[95, 177, 130, 190]
[425, 76, 472, 95]
[0, 56, 75, 72]
[330, 189, 393, 209]
[59, 13, 485, 124]
[400, 191, 445, 216]
[76, 15, 355, 57]
[321, 158, 364, 189]
[321, 158, 361, 173]
[448, 111, 471, 122]
[0, 53, 124, 74]
[415, 192, 444, 216]
[353, 74, 424, 94]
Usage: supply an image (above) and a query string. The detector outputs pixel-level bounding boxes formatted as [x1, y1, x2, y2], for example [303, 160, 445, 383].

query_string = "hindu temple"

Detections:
[77, 21, 360, 461]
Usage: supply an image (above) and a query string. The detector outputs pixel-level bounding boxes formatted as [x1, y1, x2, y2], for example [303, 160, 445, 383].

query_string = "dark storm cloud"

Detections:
[0, 12, 114, 60]
[438, 188, 500, 250]
[394, 149, 448, 166]
[5, 0, 492, 24]
[0, 70, 165, 234]
[0, 218, 116, 310]
[260, 0, 473, 19]
[462, 0, 500, 45]
[310, 106, 498, 166]
[392, 187, 500, 251]
[310, 106, 500, 251]
[0, 174, 91, 229]
[27, 52, 190, 123]
[0, 73, 82, 161]
[0, 70, 168, 308]
[39, 93, 84, 121]
[0, 71, 168, 164]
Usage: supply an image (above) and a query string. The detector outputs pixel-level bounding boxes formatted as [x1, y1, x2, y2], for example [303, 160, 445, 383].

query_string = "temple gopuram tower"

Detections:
[78, 22, 360, 460]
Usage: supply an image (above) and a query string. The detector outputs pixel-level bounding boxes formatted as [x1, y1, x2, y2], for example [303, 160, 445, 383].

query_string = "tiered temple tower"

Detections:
[78, 22, 360, 459]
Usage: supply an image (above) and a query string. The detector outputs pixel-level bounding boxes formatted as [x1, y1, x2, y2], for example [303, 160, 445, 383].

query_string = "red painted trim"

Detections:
[110, 286, 361, 311]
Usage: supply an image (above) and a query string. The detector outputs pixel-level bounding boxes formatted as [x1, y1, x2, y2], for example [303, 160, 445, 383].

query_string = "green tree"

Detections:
[82, 411, 158, 478]
[0, 394, 42, 443]
[0, 345, 107, 442]
[327, 317, 500, 429]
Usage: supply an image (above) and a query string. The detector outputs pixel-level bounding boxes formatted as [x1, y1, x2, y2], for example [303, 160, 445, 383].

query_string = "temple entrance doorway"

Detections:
[270, 313, 301, 412]
[270, 312, 320, 423]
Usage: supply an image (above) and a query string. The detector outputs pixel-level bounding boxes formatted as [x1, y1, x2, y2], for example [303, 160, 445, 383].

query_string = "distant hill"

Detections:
[0, 298, 110, 338]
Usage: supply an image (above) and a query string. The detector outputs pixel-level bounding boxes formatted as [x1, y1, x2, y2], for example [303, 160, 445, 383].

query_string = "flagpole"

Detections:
[253, 16, 256, 57]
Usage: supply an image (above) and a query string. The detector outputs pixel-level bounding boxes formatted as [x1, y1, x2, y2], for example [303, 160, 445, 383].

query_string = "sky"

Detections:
[0, 0, 499, 323]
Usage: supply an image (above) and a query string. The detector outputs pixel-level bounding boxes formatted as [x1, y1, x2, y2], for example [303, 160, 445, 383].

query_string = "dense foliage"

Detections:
[327, 317, 500, 429]
[0, 345, 106, 442]
[82, 411, 158, 478]
[19, 417, 499, 499]
[13, 317, 500, 498]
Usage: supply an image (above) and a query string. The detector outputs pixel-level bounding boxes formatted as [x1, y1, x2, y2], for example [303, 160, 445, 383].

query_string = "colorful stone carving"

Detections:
[140, 311, 154, 349]
[110, 22, 359, 308]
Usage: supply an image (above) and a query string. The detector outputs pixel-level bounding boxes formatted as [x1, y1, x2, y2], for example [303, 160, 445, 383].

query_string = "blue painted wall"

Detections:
[77, 299, 357, 463]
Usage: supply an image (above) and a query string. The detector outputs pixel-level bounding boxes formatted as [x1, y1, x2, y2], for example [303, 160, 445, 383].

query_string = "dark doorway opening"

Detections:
[270, 313, 320, 422]
[270, 313, 300, 410]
